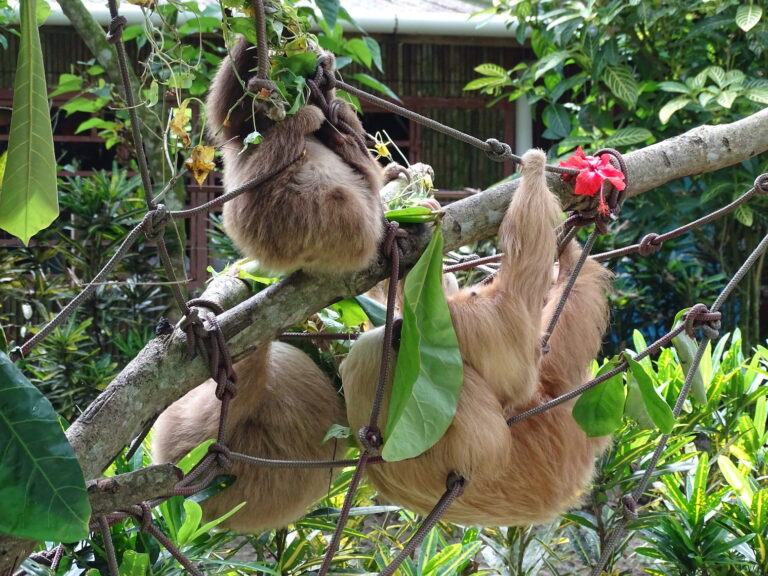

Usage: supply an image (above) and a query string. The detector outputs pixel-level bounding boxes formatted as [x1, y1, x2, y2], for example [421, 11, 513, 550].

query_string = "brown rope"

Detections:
[379, 473, 466, 576]
[594, 174, 767, 262]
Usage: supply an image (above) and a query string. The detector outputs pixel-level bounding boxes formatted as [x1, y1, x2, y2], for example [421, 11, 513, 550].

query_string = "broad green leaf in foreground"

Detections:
[572, 360, 626, 437]
[0, 0, 59, 245]
[383, 227, 464, 462]
[0, 351, 90, 541]
[624, 354, 675, 433]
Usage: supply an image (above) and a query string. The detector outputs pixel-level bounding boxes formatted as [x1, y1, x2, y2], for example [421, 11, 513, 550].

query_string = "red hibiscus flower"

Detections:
[559, 147, 626, 215]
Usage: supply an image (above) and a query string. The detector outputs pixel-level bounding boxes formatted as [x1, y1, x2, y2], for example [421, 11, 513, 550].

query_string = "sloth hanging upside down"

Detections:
[342, 149, 613, 526]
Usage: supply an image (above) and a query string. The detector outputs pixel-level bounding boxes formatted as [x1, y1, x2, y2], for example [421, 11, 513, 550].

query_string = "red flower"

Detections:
[559, 147, 626, 198]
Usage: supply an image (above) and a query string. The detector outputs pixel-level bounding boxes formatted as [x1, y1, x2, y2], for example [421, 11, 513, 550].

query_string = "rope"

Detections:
[379, 473, 466, 576]
[594, 174, 767, 262]
[540, 229, 599, 354]
[336, 79, 584, 174]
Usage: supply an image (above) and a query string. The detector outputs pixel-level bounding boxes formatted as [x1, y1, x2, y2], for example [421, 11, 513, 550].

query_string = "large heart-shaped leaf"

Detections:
[0, 351, 90, 541]
[383, 228, 464, 462]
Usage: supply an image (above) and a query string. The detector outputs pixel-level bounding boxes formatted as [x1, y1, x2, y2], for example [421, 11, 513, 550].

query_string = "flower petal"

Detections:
[574, 169, 603, 197]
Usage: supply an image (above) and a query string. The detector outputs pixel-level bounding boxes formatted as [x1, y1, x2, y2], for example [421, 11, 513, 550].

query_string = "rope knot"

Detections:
[215, 374, 237, 401]
[683, 303, 722, 340]
[754, 173, 768, 195]
[485, 138, 513, 162]
[106, 16, 127, 44]
[143, 204, 170, 240]
[209, 442, 232, 470]
[638, 233, 663, 256]
[621, 495, 638, 520]
[359, 425, 383, 452]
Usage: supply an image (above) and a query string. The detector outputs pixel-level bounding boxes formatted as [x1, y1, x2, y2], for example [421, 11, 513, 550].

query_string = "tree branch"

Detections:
[2, 108, 767, 574]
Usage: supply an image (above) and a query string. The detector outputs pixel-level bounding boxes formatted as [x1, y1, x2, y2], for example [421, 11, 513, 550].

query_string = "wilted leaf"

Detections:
[170, 99, 192, 147]
[184, 145, 216, 185]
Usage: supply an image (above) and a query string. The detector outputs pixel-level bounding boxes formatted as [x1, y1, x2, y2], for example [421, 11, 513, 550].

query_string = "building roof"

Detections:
[42, 0, 516, 38]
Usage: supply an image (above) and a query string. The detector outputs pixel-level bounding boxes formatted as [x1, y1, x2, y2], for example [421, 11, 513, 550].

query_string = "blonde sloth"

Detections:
[341, 149, 613, 526]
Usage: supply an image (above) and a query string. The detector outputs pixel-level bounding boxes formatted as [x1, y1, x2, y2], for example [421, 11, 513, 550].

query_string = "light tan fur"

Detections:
[207, 38, 385, 273]
[341, 149, 613, 526]
[153, 342, 345, 532]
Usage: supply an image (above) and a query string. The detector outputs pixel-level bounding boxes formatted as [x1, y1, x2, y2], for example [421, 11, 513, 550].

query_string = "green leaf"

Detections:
[705, 66, 727, 88]
[383, 228, 464, 462]
[625, 354, 674, 433]
[0, 324, 7, 353]
[345, 38, 373, 68]
[716, 89, 739, 109]
[424, 541, 482, 576]
[734, 204, 754, 227]
[0, 0, 59, 245]
[601, 66, 638, 108]
[541, 103, 571, 139]
[118, 550, 149, 576]
[658, 81, 690, 94]
[751, 489, 767, 533]
[385, 206, 437, 223]
[735, 4, 763, 31]
[659, 96, 690, 124]
[463, 76, 507, 91]
[534, 50, 572, 79]
[689, 453, 709, 529]
[572, 363, 626, 437]
[603, 127, 652, 148]
[474, 62, 507, 78]
[363, 36, 383, 71]
[188, 500, 246, 542]
[0, 351, 91, 541]
[354, 294, 387, 326]
[329, 298, 369, 327]
[351, 72, 399, 100]
[176, 499, 204, 546]
[624, 375, 654, 429]
[746, 87, 768, 104]
[48, 73, 83, 98]
[718, 455, 753, 507]
[316, 0, 340, 30]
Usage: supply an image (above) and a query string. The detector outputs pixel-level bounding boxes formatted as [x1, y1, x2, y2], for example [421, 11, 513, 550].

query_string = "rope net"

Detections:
[9, 3, 768, 576]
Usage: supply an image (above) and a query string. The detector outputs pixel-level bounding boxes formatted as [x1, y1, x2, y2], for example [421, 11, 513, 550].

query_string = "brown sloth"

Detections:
[207, 38, 386, 274]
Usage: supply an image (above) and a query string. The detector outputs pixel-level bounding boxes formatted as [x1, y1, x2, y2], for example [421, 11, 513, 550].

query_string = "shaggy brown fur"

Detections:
[153, 342, 345, 532]
[341, 149, 613, 526]
[207, 38, 385, 273]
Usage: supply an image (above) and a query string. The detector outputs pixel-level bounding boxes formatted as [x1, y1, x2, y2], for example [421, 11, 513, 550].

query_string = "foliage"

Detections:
[0, 170, 167, 419]
[18, 329, 767, 574]
[0, 350, 90, 541]
[385, 226, 463, 462]
[0, 0, 58, 245]
[467, 0, 768, 348]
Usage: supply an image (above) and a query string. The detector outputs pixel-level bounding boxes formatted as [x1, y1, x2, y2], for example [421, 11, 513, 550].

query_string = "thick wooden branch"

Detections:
[2, 108, 767, 574]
